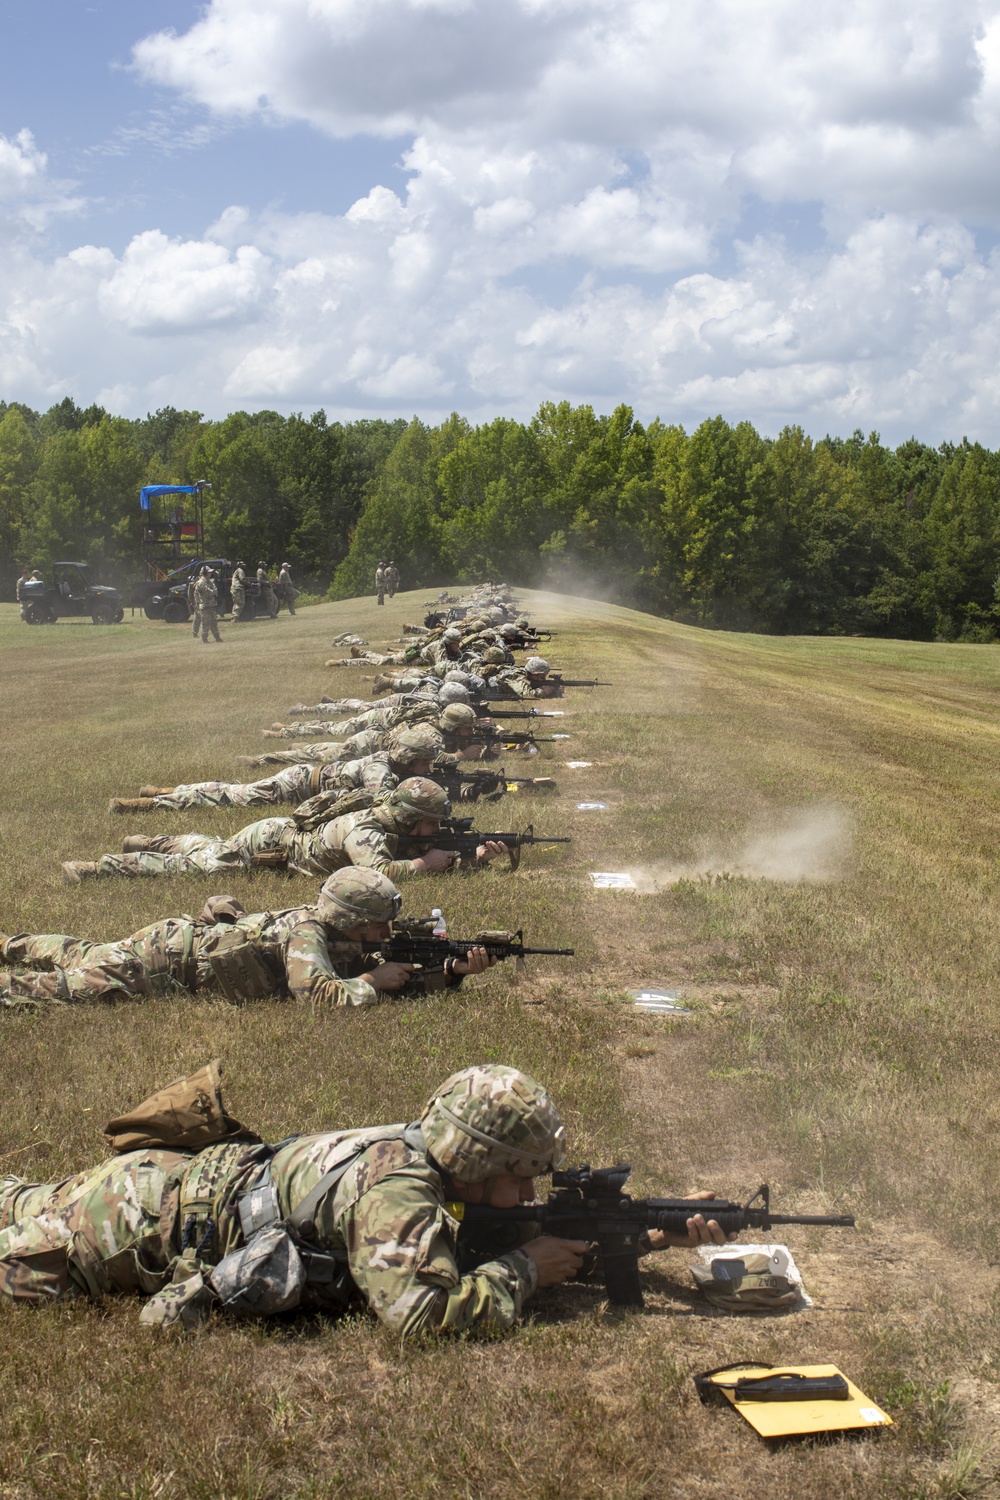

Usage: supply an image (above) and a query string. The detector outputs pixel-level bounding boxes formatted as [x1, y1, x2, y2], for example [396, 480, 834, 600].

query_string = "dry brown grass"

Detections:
[1, 589, 999, 1499]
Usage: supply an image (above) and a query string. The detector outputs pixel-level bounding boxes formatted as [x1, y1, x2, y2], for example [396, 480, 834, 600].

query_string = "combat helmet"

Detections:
[438, 703, 476, 733]
[421, 1064, 566, 1183]
[438, 682, 471, 705]
[524, 656, 549, 675]
[387, 723, 444, 767]
[315, 868, 402, 927]
[481, 646, 506, 665]
[385, 776, 451, 829]
[442, 627, 464, 645]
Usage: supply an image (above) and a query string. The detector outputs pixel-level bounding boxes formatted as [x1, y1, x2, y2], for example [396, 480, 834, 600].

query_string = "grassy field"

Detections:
[1, 588, 999, 1499]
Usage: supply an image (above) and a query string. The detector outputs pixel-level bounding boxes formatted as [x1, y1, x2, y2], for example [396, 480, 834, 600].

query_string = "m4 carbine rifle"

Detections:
[404, 818, 571, 870]
[457, 1164, 855, 1307]
[436, 765, 556, 803]
[475, 707, 564, 720]
[472, 727, 560, 747]
[547, 674, 612, 688]
[375, 918, 574, 990]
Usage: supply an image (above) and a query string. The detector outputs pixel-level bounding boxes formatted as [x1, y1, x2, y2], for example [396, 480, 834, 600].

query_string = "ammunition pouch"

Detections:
[204, 927, 283, 1003]
[251, 849, 290, 870]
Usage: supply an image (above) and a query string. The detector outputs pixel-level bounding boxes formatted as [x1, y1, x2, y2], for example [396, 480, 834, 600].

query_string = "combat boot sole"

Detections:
[109, 797, 158, 814]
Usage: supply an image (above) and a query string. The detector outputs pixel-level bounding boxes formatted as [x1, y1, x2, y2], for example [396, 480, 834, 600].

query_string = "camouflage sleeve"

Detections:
[340, 1170, 537, 1336]
[283, 917, 380, 1008]
[341, 826, 419, 882]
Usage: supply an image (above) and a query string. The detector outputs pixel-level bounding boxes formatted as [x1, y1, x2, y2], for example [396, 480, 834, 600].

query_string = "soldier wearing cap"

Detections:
[257, 563, 279, 619]
[193, 566, 222, 643]
[60, 778, 505, 884]
[276, 562, 299, 615]
[108, 725, 444, 815]
[0, 1063, 726, 1330]
[0, 868, 452, 1009]
[385, 561, 400, 598]
[375, 562, 387, 605]
[230, 560, 249, 622]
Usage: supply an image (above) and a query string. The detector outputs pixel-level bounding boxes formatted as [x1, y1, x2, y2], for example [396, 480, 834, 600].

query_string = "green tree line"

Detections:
[3, 395, 1000, 640]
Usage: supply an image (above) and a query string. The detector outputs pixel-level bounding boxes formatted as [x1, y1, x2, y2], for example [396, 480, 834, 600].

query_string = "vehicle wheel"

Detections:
[91, 603, 116, 625]
[24, 602, 54, 625]
[162, 599, 190, 624]
[114, 607, 124, 623]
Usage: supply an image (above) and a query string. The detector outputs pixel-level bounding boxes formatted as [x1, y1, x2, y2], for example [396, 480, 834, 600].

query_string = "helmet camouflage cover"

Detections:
[421, 1064, 566, 1183]
[387, 723, 445, 766]
[524, 656, 549, 675]
[442, 627, 464, 644]
[315, 867, 402, 926]
[438, 702, 476, 733]
[480, 646, 506, 665]
[385, 776, 451, 828]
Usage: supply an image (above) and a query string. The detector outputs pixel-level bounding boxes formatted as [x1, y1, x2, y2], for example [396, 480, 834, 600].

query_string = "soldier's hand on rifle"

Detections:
[362, 961, 418, 991]
[413, 848, 458, 874]
[456, 743, 486, 762]
[523, 1236, 591, 1287]
[645, 1191, 733, 1249]
[476, 840, 506, 865]
[448, 945, 497, 976]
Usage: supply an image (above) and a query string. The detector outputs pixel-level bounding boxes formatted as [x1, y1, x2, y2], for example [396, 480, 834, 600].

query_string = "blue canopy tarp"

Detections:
[140, 484, 202, 513]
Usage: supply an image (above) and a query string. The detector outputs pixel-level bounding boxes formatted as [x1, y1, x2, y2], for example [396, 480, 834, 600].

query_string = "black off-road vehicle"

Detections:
[137, 559, 262, 622]
[21, 563, 124, 625]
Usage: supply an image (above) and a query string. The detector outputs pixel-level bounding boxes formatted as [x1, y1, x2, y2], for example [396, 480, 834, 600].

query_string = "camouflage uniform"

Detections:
[194, 574, 221, 643]
[79, 807, 421, 882]
[277, 564, 298, 615]
[0, 1065, 554, 1334]
[257, 566, 279, 618]
[385, 563, 399, 598]
[230, 564, 248, 622]
[187, 574, 200, 636]
[143, 764, 339, 812]
[0, 908, 383, 1008]
[267, 701, 438, 741]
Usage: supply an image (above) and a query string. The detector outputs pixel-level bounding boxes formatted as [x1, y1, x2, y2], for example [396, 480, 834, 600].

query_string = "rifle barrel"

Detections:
[765, 1213, 857, 1227]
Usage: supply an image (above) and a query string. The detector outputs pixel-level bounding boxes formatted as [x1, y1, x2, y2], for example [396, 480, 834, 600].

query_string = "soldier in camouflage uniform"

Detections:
[0, 1063, 726, 1330]
[489, 657, 562, 700]
[230, 561, 248, 622]
[60, 778, 505, 884]
[0, 867, 493, 1010]
[107, 725, 444, 813]
[257, 563, 279, 619]
[194, 567, 222, 643]
[187, 570, 200, 636]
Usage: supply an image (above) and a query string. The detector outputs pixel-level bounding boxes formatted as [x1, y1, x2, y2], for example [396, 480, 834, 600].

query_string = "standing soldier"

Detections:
[230, 560, 248, 623]
[194, 566, 222, 644]
[375, 562, 386, 606]
[257, 562, 279, 619]
[277, 562, 299, 616]
[15, 569, 30, 621]
[187, 569, 200, 637]
[386, 560, 400, 598]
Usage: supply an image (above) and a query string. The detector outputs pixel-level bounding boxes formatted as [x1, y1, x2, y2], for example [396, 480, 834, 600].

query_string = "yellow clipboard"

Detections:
[698, 1363, 893, 1438]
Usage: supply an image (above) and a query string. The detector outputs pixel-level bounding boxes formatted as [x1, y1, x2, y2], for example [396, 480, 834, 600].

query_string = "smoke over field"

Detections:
[630, 805, 852, 890]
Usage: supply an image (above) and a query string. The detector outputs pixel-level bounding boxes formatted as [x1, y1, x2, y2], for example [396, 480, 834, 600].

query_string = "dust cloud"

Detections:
[629, 805, 852, 890]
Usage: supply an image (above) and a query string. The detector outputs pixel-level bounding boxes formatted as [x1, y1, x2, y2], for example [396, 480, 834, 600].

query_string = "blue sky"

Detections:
[2, 0, 1000, 442]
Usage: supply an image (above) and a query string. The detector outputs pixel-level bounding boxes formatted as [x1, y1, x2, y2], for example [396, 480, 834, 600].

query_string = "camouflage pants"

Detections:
[249, 742, 344, 767]
[271, 718, 359, 740]
[261, 586, 279, 618]
[1, 920, 196, 1003]
[93, 818, 289, 879]
[153, 766, 314, 811]
[0, 1150, 185, 1303]
[199, 605, 222, 642]
[231, 584, 246, 621]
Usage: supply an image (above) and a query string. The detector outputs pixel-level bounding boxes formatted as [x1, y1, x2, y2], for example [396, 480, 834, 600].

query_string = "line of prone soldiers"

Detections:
[0, 584, 734, 1340]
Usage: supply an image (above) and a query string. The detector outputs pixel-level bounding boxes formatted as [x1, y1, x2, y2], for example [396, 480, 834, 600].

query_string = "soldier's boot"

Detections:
[251, 850, 289, 871]
[139, 786, 174, 798]
[108, 797, 157, 815]
[122, 835, 156, 853]
[235, 756, 265, 767]
[286, 704, 308, 716]
[350, 646, 363, 657]
[61, 861, 99, 885]
[372, 674, 395, 692]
